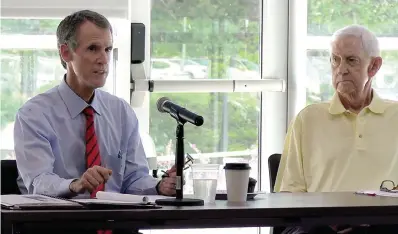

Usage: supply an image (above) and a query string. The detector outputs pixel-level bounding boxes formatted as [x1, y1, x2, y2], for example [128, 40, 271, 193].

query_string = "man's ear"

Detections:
[368, 57, 382, 78]
[60, 44, 73, 64]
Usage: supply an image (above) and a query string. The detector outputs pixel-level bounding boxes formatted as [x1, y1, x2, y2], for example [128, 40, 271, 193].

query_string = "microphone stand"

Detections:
[155, 111, 204, 206]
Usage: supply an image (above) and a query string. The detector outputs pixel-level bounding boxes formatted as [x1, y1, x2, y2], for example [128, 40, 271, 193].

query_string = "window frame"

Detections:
[129, 0, 288, 193]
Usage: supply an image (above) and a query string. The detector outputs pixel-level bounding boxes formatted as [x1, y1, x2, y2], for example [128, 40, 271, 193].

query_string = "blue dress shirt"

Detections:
[14, 78, 158, 198]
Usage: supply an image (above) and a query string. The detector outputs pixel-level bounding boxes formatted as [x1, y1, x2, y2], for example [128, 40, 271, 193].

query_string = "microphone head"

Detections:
[196, 116, 204, 126]
[156, 97, 170, 113]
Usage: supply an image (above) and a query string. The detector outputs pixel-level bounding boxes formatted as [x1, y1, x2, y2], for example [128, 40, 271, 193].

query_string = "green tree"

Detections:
[1, 50, 24, 130]
[0, 19, 60, 35]
[0, 82, 26, 130]
[0, 49, 63, 130]
[308, 0, 398, 36]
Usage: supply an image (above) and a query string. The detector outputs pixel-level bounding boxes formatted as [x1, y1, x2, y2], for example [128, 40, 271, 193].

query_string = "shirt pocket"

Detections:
[104, 151, 126, 175]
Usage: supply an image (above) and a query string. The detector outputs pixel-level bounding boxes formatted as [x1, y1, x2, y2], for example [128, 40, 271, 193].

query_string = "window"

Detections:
[149, 0, 261, 188]
[300, 0, 398, 112]
[150, 1, 261, 81]
[0, 18, 120, 159]
[150, 59, 191, 79]
[152, 61, 171, 69]
[147, 0, 263, 234]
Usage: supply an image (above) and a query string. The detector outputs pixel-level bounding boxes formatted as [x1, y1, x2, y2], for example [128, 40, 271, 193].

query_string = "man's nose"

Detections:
[97, 50, 109, 64]
[337, 61, 348, 75]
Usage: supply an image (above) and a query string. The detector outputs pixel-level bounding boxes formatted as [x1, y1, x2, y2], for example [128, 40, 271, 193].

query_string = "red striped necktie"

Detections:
[83, 106, 104, 198]
[84, 107, 112, 234]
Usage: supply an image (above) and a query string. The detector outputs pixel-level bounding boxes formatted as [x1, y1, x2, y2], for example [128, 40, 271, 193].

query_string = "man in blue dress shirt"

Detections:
[14, 10, 176, 198]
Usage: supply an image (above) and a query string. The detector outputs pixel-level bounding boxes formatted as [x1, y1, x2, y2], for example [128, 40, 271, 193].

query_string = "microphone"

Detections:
[156, 97, 204, 126]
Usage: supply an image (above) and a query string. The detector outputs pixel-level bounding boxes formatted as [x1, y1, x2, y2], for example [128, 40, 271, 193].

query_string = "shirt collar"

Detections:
[329, 90, 387, 115]
[58, 76, 102, 118]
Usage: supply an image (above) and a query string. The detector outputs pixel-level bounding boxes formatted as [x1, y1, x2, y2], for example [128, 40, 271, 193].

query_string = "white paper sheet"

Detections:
[95, 191, 169, 203]
[71, 198, 141, 204]
[1, 194, 78, 207]
[356, 190, 398, 197]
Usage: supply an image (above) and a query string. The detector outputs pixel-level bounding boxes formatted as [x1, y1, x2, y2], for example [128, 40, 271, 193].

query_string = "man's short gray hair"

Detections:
[56, 10, 113, 69]
[330, 24, 380, 57]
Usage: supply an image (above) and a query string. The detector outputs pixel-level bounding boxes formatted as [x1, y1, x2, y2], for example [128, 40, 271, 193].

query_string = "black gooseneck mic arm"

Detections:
[175, 122, 184, 199]
[155, 97, 204, 206]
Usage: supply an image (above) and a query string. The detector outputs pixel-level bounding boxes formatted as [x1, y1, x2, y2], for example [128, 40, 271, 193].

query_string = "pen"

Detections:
[354, 191, 376, 196]
[186, 153, 194, 164]
[161, 154, 194, 178]
[161, 170, 169, 178]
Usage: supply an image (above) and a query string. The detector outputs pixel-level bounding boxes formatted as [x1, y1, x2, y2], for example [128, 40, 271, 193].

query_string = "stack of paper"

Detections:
[356, 190, 398, 197]
[96, 191, 169, 203]
[1, 194, 83, 209]
[71, 191, 169, 205]
[1, 192, 171, 210]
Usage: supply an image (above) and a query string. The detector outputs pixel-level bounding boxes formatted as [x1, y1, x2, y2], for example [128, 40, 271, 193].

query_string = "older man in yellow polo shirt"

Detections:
[276, 25, 398, 234]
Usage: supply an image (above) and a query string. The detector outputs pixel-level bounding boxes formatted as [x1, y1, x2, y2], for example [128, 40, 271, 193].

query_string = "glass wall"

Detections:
[146, 1, 263, 234]
[149, 0, 262, 193]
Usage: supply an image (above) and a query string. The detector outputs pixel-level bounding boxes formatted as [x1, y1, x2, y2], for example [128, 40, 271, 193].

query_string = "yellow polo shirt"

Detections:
[274, 91, 398, 192]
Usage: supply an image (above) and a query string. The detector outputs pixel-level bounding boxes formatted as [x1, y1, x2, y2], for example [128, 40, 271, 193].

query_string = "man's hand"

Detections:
[157, 165, 177, 196]
[69, 166, 112, 194]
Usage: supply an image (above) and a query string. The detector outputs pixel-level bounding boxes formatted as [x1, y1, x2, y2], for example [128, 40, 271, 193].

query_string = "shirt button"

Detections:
[358, 134, 363, 138]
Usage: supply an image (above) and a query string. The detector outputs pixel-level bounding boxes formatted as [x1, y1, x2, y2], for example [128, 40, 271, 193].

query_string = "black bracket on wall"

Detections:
[131, 23, 145, 64]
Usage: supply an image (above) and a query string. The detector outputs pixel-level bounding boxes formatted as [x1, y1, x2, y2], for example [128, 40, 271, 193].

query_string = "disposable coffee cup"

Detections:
[224, 163, 251, 202]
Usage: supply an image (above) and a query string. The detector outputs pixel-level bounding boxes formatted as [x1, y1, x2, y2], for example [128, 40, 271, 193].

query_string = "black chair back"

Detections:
[1, 160, 21, 195]
[268, 154, 284, 234]
[268, 153, 281, 193]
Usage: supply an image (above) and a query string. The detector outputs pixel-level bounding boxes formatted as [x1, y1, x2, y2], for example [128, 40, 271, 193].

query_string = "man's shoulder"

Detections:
[96, 90, 139, 133]
[96, 89, 129, 107]
[18, 86, 61, 116]
[286, 101, 333, 130]
[296, 101, 331, 119]
[96, 89, 133, 116]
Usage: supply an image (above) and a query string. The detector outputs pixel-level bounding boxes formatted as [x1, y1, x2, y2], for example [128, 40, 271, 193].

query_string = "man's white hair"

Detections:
[330, 24, 380, 57]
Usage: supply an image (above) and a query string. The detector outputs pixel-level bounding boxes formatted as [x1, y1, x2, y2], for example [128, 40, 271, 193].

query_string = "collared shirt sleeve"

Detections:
[14, 107, 76, 197]
[274, 114, 307, 192]
[121, 104, 159, 195]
